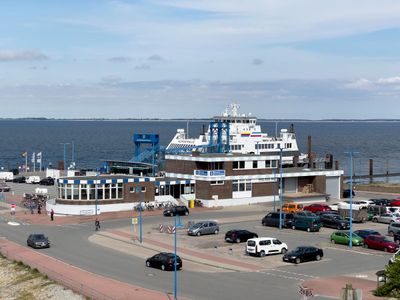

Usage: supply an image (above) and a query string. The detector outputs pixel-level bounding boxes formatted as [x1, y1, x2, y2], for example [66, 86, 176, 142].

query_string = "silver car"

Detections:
[373, 213, 400, 224]
[187, 221, 219, 236]
[388, 222, 400, 236]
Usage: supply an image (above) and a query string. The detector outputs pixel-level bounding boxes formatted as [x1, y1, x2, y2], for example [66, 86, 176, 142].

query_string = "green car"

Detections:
[330, 231, 364, 246]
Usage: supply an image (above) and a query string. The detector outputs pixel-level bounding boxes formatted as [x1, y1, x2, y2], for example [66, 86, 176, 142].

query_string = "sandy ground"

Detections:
[0, 255, 84, 300]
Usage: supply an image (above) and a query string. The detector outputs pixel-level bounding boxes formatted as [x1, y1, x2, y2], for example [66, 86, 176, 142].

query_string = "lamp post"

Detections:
[345, 151, 359, 248]
[173, 215, 177, 300]
[60, 143, 70, 176]
[273, 169, 277, 212]
[95, 173, 99, 216]
[136, 186, 143, 243]
[279, 147, 283, 230]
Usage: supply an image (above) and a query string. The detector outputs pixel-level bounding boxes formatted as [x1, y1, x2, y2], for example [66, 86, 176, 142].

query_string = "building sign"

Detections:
[194, 170, 225, 177]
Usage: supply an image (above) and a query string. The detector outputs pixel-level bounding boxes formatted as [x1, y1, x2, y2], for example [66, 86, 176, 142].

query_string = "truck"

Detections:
[0, 172, 14, 181]
[338, 208, 368, 223]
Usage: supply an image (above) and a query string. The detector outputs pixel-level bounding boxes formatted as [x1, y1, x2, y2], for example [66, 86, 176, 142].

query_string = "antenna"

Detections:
[186, 121, 189, 139]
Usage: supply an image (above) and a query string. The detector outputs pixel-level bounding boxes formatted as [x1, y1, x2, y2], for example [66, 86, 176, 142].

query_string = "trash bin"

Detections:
[189, 199, 195, 208]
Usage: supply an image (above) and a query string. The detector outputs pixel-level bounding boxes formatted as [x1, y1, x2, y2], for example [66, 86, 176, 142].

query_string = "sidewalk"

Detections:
[0, 238, 184, 300]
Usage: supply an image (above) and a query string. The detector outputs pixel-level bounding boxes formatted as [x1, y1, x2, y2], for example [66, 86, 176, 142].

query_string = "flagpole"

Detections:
[33, 153, 36, 172]
[25, 153, 28, 173]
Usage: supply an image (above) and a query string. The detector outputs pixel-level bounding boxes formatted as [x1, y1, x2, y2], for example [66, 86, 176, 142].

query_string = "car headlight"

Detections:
[290, 256, 297, 259]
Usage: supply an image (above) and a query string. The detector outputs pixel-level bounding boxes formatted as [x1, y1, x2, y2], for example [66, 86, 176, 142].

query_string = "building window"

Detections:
[253, 161, 258, 169]
[210, 180, 224, 185]
[130, 186, 146, 193]
[233, 161, 238, 169]
[232, 179, 252, 191]
[232, 180, 238, 192]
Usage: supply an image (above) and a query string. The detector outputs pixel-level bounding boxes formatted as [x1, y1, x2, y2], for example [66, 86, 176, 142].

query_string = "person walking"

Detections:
[50, 209, 54, 221]
[95, 217, 100, 231]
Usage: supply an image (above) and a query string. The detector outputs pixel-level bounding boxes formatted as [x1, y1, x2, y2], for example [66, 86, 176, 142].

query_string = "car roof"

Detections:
[248, 237, 275, 241]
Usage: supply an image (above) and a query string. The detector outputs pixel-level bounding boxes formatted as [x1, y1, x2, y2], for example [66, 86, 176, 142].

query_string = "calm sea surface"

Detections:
[1, 120, 399, 178]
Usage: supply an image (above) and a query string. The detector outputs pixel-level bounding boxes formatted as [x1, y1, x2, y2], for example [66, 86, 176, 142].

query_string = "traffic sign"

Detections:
[132, 218, 138, 225]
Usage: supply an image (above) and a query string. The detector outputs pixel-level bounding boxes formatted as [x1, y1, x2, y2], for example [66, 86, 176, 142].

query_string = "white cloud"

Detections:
[377, 76, 400, 84]
[0, 50, 48, 62]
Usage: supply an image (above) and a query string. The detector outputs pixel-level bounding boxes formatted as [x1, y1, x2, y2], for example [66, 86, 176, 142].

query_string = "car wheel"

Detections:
[396, 240, 400, 245]
[214, 230, 219, 235]
[185, 211, 189, 216]
[292, 225, 296, 230]
[295, 257, 301, 264]
[260, 250, 266, 257]
[236, 238, 241, 243]
[281, 248, 287, 254]
[307, 228, 311, 232]
[331, 239, 335, 244]
[337, 225, 341, 230]
[146, 261, 151, 267]
[372, 218, 377, 223]
[196, 232, 201, 236]
[262, 222, 266, 226]
[316, 255, 321, 261]
[161, 265, 166, 271]
[389, 231, 394, 237]
[363, 244, 368, 249]
[384, 247, 388, 252]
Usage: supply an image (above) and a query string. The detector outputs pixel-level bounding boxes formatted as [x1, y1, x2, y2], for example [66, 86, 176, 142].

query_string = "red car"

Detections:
[364, 235, 399, 253]
[390, 199, 400, 207]
[303, 204, 332, 214]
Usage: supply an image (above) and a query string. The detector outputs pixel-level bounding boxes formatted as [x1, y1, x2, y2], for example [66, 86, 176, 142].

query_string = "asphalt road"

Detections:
[0, 204, 392, 300]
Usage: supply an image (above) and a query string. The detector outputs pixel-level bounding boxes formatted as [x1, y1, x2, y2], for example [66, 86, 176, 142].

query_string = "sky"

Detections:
[1, 0, 400, 119]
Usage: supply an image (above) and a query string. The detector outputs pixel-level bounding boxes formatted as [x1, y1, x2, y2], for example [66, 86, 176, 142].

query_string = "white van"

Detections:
[246, 237, 288, 257]
[26, 176, 40, 184]
[0, 172, 14, 181]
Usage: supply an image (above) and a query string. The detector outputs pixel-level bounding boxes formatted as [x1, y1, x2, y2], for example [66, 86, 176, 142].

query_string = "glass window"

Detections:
[239, 161, 245, 168]
[253, 161, 258, 168]
[72, 185, 79, 200]
[232, 180, 238, 192]
[245, 181, 252, 191]
[233, 161, 239, 169]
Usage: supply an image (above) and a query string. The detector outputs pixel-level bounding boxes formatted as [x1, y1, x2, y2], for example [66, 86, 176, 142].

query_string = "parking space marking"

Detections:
[324, 246, 386, 257]
[260, 271, 305, 281]
[273, 269, 318, 279]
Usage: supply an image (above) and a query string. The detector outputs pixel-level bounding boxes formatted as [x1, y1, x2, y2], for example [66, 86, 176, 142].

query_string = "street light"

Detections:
[279, 147, 284, 230]
[345, 151, 359, 248]
[173, 215, 178, 300]
[60, 143, 70, 176]
[136, 186, 143, 243]
[273, 169, 276, 212]
[95, 173, 99, 216]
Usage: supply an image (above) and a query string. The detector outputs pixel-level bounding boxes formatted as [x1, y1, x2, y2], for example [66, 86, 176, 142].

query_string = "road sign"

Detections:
[132, 218, 138, 225]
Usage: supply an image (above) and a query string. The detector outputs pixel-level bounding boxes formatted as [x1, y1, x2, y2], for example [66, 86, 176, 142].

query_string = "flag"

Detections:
[21, 151, 27, 158]
[36, 152, 42, 164]
[31, 152, 36, 163]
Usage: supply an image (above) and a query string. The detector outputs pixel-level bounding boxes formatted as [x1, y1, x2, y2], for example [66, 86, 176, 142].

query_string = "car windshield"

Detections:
[33, 234, 45, 239]
[247, 241, 256, 246]
[293, 247, 306, 253]
[191, 223, 202, 229]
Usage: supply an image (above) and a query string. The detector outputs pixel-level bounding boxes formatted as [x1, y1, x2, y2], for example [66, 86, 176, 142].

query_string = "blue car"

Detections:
[353, 229, 381, 239]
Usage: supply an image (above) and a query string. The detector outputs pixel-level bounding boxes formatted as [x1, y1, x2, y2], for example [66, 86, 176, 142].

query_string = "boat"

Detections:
[166, 103, 307, 166]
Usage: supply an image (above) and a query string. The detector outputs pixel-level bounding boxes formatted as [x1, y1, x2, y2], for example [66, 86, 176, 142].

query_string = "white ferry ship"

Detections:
[166, 104, 308, 166]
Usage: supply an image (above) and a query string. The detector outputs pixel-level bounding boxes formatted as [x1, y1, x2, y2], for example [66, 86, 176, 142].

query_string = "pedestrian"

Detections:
[95, 217, 100, 231]
[50, 209, 54, 221]
[37, 204, 41, 214]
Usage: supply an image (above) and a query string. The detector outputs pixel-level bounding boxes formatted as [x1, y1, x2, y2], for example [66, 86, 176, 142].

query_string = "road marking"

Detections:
[260, 271, 305, 281]
[325, 246, 386, 257]
[273, 269, 318, 279]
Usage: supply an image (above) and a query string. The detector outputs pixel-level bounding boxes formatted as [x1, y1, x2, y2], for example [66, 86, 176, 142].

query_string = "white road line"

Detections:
[260, 271, 305, 281]
[273, 269, 318, 279]
[325, 246, 386, 257]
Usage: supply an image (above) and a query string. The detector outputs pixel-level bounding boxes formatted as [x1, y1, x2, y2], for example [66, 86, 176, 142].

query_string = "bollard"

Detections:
[159, 224, 164, 233]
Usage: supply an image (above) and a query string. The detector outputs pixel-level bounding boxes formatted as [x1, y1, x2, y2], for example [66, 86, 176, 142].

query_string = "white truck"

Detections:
[0, 172, 14, 181]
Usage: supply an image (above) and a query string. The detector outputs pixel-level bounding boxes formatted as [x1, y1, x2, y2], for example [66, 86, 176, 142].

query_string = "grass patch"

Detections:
[15, 290, 36, 300]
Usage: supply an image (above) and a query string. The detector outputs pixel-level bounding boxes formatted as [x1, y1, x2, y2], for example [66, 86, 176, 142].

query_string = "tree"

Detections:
[375, 259, 400, 297]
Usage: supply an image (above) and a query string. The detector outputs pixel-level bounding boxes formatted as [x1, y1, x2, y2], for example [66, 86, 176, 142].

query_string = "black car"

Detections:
[343, 189, 355, 198]
[13, 176, 26, 183]
[393, 232, 400, 245]
[146, 252, 182, 271]
[39, 177, 54, 186]
[320, 214, 349, 230]
[225, 229, 258, 243]
[262, 212, 294, 228]
[163, 206, 189, 217]
[371, 198, 391, 206]
[282, 246, 323, 264]
[27, 234, 50, 249]
[354, 229, 382, 239]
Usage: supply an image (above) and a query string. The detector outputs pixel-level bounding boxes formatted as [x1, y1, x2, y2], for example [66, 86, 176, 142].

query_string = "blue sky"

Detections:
[1, 0, 400, 118]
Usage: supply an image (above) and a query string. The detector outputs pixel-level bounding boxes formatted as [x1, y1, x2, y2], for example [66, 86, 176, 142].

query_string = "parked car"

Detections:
[291, 217, 321, 232]
[367, 205, 387, 221]
[393, 232, 400, 245]
[357, 200, 375, 206]
[261, 212, 294, 228]
[372, 213, 400, 224]
[39, 177, 54, 186]
[390, 199, 400, 207]
[163, 206, 189, 217]
[225, 229, 258, 243]
[26, 176, 40, 184]
[371, 198, 391, 206]
[246, 237, 288, 257]
[330, 231, 364, 246]
[363, 235, 399, 253]
[282, 246, 323, 264]
[329, 202, 344, 211]
[281, 202, 304, 213]
[0, 181, 11, 192]
[388, 222, 400, 236]
[146, 252, 182, 271]
[320, 214, 349, 230]
[27, 234, 50, 249]
[343, 189, 355, 198]
[387, 207, 400, 214]
[353, 229, 382, 239]
[319, 210, 339, 217]
[294, 211, 319, 219]
[303, 203, 331, 214]
[339, 201, 368, 210]
[12, 176, 26, 183]
[187, 221, 219, 236]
